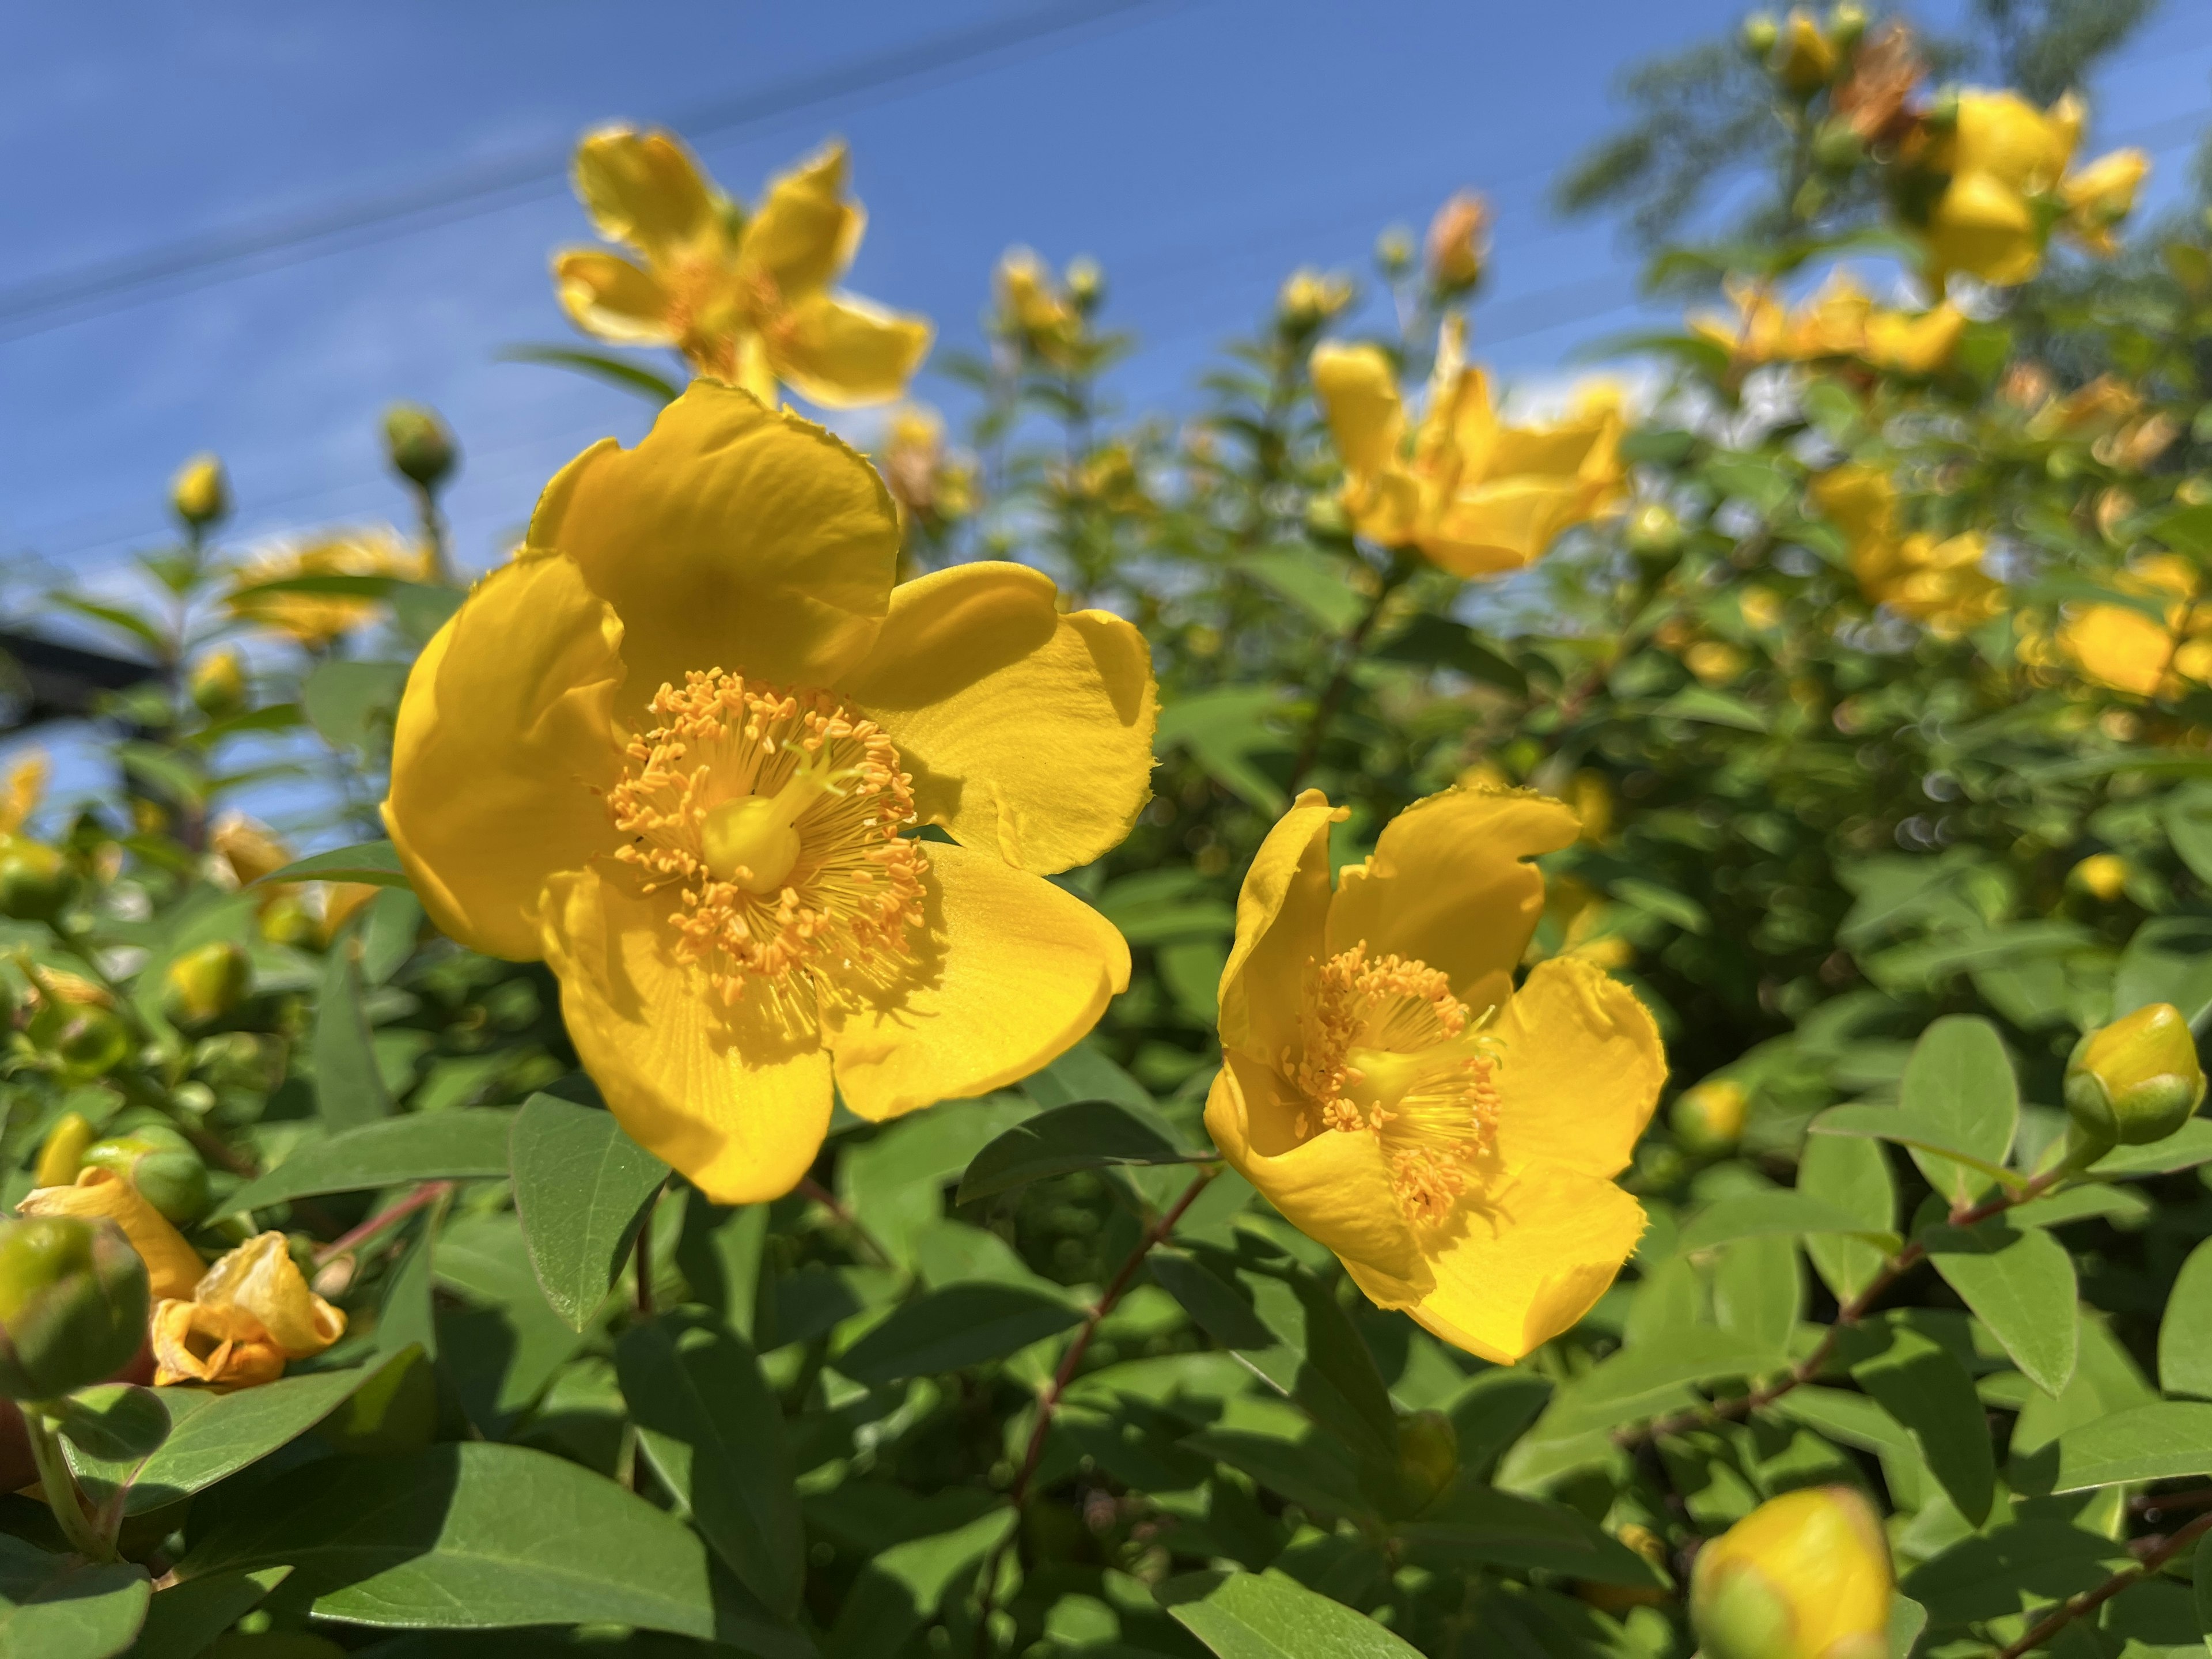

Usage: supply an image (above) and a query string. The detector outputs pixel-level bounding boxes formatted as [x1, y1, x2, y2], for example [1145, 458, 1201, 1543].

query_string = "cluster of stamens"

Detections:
[1290, 942, 1502, 1227]
[604, 670, 925, 1021]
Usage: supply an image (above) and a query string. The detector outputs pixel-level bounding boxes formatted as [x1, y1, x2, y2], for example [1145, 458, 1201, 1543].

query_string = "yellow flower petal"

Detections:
[1426, 478, 1596, 577]
[382, 548, 627, 961]
[552, 249, 677, 346]
[768, 291, 933, 409]
[1325, 786, 1578, 1018]
[1381, 1160, 1647, 1363]
[191, 1232, 346, 1359]
[1491, 957, 1664, 1180]
[839, 562, 1157, 874]
[539, 865, 834, 1205]
[526, 381, 899, 704]
[1217, 789, 1344, 1065]
[1203, 1054, 1427, 1296]
[740, 141, 862, 304]
[1310, 343, 1406, 479]
[571, 126, 719, 266]
[152, 1298, 286, 1390]
[19, 1169, 204, 1302]
[827, 842, 1130, 1121]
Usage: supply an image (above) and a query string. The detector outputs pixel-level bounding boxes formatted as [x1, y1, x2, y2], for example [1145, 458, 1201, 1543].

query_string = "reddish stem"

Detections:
[313, 1180, 452, 1266]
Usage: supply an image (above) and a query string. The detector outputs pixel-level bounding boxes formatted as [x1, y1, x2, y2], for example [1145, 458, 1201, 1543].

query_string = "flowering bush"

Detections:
[5, 7, 2212, 1657]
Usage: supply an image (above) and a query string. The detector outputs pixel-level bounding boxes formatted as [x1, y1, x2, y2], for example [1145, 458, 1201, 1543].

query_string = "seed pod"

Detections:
[30, 1003, 130, 1082]
[0, 1216, 150, 1402]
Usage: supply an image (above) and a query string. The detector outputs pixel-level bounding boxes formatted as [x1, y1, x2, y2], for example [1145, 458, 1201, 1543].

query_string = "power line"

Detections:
[0, 0, 1179, 343]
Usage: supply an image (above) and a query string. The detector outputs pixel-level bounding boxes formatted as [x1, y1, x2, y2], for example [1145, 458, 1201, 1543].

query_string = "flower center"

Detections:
[605, 670, 926, 1016]
[1291, 943, 1501, 1228]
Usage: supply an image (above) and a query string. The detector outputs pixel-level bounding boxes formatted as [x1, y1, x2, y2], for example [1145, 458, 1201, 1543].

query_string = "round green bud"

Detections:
[381, 403, 458, 492]
[81, 1126, 209, 1226]
[1673, 1078, 1749, 1154]
[1396, 1410, 1459, 1512]
[0, 1217, 149, 1401]
[1374, 226, 1414, 275]
[1626, 502, 1685, 562]
[188, 649, 247, 720]
[31, 1004, 131, 1082]
[0, 842, 76, 922]
[1740, 12, 1781, 58]
[162, 940, 250, 1029]
[1827, 2, 1868, 50]
[2066, 1002, 2206, 1149]
[1812, 118, 1867, 175]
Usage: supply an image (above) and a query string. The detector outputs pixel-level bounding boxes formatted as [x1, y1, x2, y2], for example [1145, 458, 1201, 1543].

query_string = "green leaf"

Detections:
[177, 1442, 744, 1640]
[836, 1283, 1082, 1384]
[1156, 1569, 1422, 1658]
[1924, 1222, 2077, 1396]
[499, 343, 681, 403]
[1372, 613, 1527, 694]
[1851, 1320, 1995, 1524]
[1094, 869, 1236, 946]
[1179, 1426, 1376, 1522]
[53, 1386, 168, 1464]
[957, 1099, 1203, 1204]
[0, 1536, 148, 1659]
[302, 659, 407, 750]
[2194, 1528, 2212, 1656]
[1656, 685, 1768, 732]
[312, 940, 392, 1130]
[2164, 1238, 2212, 1399]
[1543, 1326, 1786, 1437]
[1898, 1015, 2017, 1203]
[68, 1359, 402, 1515]
[2055, 1402, 2212, 1490]
[2164, 781, 2212, 888]
[618, 1313, 802, 1618]
[1888, 1593, 1927, 1659]
[1809, 1106, 2023, 1195]
[221, 1109, 515, 1214]
[2113, 916, 2212, 1025]
[509, 1093, 669, 1330]
[1675, 1190, 1900, 1255]
[1799, 1132, 1897, 1302]
[1157, 688, 1291, 812]
[1240, 547, 1365, 632]
[821, 1502, 1012, 1659]
[2089, 1117, 2212, 1176]
[124, 1566, 289, 1659]
[255, 840, 410, 889]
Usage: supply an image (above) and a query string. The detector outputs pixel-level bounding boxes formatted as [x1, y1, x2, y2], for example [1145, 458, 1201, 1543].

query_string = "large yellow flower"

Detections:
[1203, 787, 1664, 1363]
[1310, 319, 1623, 578]
[553, 128, 930, 408]
[2058, 554, 2212, 699]
[225, 528, 426, 649]
[382, 382, 1156, 1202]
[1810, 464, 2002, 638]
[1922, 91, 2146, 285]
[1691, 272, 1963, 376]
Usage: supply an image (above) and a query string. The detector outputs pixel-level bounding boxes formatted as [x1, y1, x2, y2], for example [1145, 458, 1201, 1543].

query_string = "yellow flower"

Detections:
[1690, 1486, 1891, 1659]
[1203, 787, 1665, 1363]
[553, 128, 931, 408]
[225, 527, 426, 648]
[1685, 640, 1747, 685]
[1691, 273, 1962, 375]
[189, 648, 248, 718]
[1278, 268, 1354, 329]
[876, 405, 972, 526]
[2069, 853, 2128, 901]
[19, 1169, 204, 1302]
[2062, 147, 2150, 257]
[996, 248, 1081, 364]
[211, 812, 291, 888]
[171, 453, 229, 530]
[381, 382, 1157, 1203]
[150, 1232, 344, 1389]
[1921, 91, 2144, 285]
[2058, 554, 2212, 699]
[1423, 191, 1489, 291]
[1809, 464, 2002, 637]
[1310, 317, 1625, 578]
[0, 748, 47, 838]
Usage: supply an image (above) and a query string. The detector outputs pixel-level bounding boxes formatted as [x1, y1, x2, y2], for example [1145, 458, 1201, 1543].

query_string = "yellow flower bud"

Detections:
[1772, 8, 1840, 94]
[1395, 1409, 1459, 1512]
[162, 940, 251, 1029]
[32, 1113, 96, 1191]
[1690, 1486, 1892, 1659]
[2066, 1002, 2205, 1149]
[1424, 191, 1489, 293]
[1570, 771, 1614, 843]
[189, 649, 248, 719]
[2069, 853, 2128, 902]
[1626, 501, 1685, 562]
[1374, 226, 1414, 275]
[382, 403, 459, 491]
[1063, 256, 1104, 307]
[171, 453, 230, 531]
[1278, 268, 1353, 331]
[258, 892, 318, 948]
[1686, 639, 1747, 685]
[0, 1216, 150, 1402]
[0, 841, 76, 922]
[1673, 1078, 1749, 1152]
[1742, 12, 1782, 58]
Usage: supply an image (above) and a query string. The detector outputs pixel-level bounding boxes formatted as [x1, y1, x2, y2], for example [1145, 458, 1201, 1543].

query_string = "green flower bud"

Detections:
[1741, 12, 1781, 58]
[0, 842, 76, 922]
[30, 1004, 130, 1082]
[1827, 2, 1867, 50]
[382, 403, 458, 492]
[1626, 502, 1685, 563]
[1396, 1410, 1459, 1512]
[1812, 118, 1867, 175]
[162, 940, 250, 1029]
[80, 1126, 209, 1226]
[1064, 256, 1104, 309]
[2066, 1002, 2205, 1149]
[1673, 1078, 1749, 1153]
[0, 1217, 149, 1401]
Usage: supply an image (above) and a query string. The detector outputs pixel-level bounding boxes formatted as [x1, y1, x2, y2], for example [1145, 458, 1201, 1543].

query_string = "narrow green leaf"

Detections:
[313, 941, 392, 1130]
[1799, 1132, 1897, 1302]
[1925, 1222, 2078, 1396]
[509, 1093, 669, 1330]
[1850, 1320, 1995, 1524]
[221, 1110, 515, 1214]
[2162, 1237, 2212, 1398]
[255, 840, 410, 889]
[1656, 685, 1767, 732]
[0, 1536, 148, 1659]
[835, 1284, 1081, 1384]
[2055, 1402, 2212, 1490]
[821, 1504, 1011, 1659]
[1179, 1427, 1376, 1522]
[1898, 1015, 2018, 1203]
[1238, 547, 1365, 632]
[2163, 781, 2212, 888]
[1156, 1569, 1423, 1658]
[957, 1099, 1202, 1204]
[499, 343, 681, 403]
[618, 1314, 802, 1618]
[124, 1566, 290, 1659]
[1544, 1325, 1786, 1437]
[1675, 1190, 1900, 1255]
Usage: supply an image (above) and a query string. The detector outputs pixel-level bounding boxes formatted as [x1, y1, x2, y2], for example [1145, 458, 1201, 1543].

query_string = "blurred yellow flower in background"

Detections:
[0, 749, 47, 839]
[1811, 463, 2002, 637]
[875, 404, 973, 528]
[1203, 786, 1664, 1362]
[383, 382, 1157, 1203]
[1691, 273, 1962, 375]
[1921, 90, 2145, 285]
[554, 128, 931, 407]
[1311, 316, 1625, 578]
[2069, 853, 2129, 901]
[1423, 190, 1489, 292]
[225, 527, 425, 648]
[2057, 554, 2212, 699]
[151, 1232, 345, 1389]
[1689, 1486, 1892, 1659]
[997, 248, 1082, 365]
[1277, 267, 1354, 331]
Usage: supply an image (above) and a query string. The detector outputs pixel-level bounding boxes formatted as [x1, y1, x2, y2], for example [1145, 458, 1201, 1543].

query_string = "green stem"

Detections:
[22, 1410, 113, 1562]
[1285, 548, 1419, 794]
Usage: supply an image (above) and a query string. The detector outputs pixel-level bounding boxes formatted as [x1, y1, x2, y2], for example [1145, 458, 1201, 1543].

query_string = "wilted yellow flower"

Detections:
[1203, 787, 1664, 1363]
[1921, 90, 2144, 285]
[997, 248, 1081, 364]
[554, 128, 930, 408]
[0, 749, 47, 838]
[2058, 554, 2212, 699]
[1423, 191, 1489, 291]
[225, 527, 425, 648]
[1311, 317, 1624, 578]
[2070, 853, 2128, 901]
[1810, 464, 2002, 637]
[171, 453, 229, 531]
[382, 382, 1156, 1203]
[1691, 272, 1962, 375]
[1690, 1486, 1891, 1659]
[1278, 267, 1354, 329]
[151, 1232, 344, 1389]
[19, 1169, 204, 1302]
